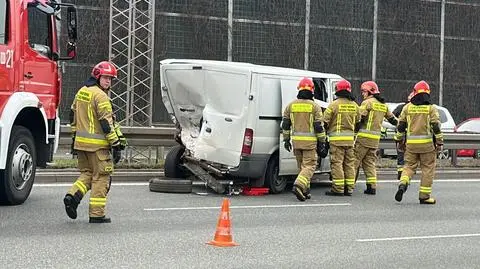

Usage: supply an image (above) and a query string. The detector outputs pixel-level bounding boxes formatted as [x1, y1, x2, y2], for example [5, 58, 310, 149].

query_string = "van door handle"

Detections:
[24, 72, 33, 79]
[225, 117, 232, 122]
[205, 127, 212, 133]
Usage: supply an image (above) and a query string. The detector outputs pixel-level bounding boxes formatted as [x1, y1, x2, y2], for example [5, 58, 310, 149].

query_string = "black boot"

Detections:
[63, 194, 80, 219]
[419, 197, 436, 205]
[395, 184, 407, 202]
[364, 184, 376, 195]
[292, 185, 306, 202]
[344, 188, 352, 196]
[305, 188, 312, 200]
[89, 216, 112, 223]
[325, 190, 344, 196]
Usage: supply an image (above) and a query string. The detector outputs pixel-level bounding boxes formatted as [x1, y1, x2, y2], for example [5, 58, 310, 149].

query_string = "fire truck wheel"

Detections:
[148, 177, 192, 193]
[264, 154, 287, 194]
[164, 145, 186, 178]
[0, 126, 36, 205]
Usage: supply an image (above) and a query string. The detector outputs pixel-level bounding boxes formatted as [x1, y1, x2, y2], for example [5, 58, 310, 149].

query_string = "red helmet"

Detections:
[91, 61, 118, 79]
[297, 77, 314, 92]
[335, 79, 351, 93]
[413, 80, 430, 96]
[361, 81, 380, 94]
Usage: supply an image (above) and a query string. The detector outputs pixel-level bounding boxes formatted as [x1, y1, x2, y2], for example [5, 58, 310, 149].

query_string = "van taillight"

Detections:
[241, 128, 253, 156]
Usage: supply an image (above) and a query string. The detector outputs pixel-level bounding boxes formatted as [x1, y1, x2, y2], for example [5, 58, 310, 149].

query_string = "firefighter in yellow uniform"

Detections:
[354, 81, 397, 195]
[394, 81, 443, 204]
[282, 77, 326, 201]
[63, 61, 127, 223]
[324, 79, 360, 196]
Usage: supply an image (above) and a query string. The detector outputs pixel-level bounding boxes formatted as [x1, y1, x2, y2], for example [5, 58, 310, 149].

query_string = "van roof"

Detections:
[160, 59, 343, 79]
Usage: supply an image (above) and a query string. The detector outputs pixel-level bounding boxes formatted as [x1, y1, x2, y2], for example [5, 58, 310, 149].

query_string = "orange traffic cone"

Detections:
[206, 198, 239, 247]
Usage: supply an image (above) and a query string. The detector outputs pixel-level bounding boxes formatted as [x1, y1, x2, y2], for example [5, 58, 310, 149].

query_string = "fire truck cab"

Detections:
[0, 0, 77, 205]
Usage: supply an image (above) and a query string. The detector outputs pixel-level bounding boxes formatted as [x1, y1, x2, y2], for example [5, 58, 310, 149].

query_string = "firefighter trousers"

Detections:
[293, 148, 318, 192]
[399, 149, 436, 200]
[354, 144, 378, 189]
[330, 144, 356, 194]
[67, 149, 114, 217]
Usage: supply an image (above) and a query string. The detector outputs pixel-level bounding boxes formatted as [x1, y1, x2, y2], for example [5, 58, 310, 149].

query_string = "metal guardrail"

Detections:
[60, 127, 480, 149]
[59, 126, 480, 165]
[380, 132, 480, 150]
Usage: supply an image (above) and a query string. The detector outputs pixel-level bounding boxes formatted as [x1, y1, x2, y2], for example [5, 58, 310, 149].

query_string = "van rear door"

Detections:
[279, 79, 303, 176]
[194, 69, 251, 167]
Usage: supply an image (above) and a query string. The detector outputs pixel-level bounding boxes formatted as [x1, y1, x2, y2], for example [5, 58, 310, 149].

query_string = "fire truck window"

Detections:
[28, 6, 51, 56]
[0, 0, 6, 44]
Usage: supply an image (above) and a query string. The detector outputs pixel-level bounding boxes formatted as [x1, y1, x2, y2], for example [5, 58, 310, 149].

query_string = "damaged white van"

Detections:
[160, 59, 344, 194]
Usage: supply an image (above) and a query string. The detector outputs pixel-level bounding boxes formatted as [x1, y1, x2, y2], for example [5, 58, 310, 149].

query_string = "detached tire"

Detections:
[0, 126, 37, 205]
[264, 154, 287, 194]
[164, 145, 186, 178]
[149, 178, 192, 193]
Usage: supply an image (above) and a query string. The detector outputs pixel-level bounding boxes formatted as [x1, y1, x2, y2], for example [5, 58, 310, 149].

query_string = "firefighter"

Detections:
[392, 91, 415, 180]
[394, 80, 443, 205]
[282, 77, 326, 201]
[63, 61, 127, 223]
[354, 81, 397, 195]
[323, 79, 360, 196]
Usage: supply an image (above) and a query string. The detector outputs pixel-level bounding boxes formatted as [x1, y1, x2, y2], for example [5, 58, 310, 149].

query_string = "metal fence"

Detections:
[59, 0, 480, 125]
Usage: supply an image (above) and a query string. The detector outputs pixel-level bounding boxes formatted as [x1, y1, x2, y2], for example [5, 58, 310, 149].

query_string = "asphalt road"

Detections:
[2, 174, 480, 269]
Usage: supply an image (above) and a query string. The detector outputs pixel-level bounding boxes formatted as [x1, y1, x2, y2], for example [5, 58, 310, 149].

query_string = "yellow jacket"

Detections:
[357, 96, 396, 148]
[324, 97, 360, 147]
[71, 85, 119, 152]
[394, 103, 443, 153]
[282, 99, 326, 150]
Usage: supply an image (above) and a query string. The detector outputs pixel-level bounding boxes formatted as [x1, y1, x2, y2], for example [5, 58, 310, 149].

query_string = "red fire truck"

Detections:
[0, 0, 77, 205]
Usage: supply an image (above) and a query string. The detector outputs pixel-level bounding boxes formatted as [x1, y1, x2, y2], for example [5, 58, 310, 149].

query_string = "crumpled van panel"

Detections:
[163, 67, 250, 167]
[164, 69, 205, 152]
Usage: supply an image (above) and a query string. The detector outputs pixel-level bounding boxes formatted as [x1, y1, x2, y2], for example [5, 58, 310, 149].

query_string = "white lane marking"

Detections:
[357, 233, 480, 242]
[144, 203, 351, 211]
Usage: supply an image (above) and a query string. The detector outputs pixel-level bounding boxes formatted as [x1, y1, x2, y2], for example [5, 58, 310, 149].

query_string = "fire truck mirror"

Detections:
[67, 6, 77, 41]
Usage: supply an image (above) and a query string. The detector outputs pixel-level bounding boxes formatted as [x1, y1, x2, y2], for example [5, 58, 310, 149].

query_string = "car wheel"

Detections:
[264, 154, 287, 194]
[164, 145, 186, 178]
[0, 126, 36, 205]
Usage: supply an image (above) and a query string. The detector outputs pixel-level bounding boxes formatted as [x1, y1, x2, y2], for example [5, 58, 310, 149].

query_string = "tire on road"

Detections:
[148, 177, 192, 193]
[264, 154, 287, 194]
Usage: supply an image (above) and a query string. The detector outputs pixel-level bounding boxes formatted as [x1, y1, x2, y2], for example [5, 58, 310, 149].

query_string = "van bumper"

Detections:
[228, 154, 270, 178]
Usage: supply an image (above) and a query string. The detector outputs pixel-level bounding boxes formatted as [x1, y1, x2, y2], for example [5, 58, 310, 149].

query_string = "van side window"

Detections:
[27, 5, 52, 57]
[313, 78, 328, 102]
[0, 0, 7, 44]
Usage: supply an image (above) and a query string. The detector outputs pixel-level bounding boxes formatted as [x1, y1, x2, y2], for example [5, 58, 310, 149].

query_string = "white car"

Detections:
[380, 102, 456, 158]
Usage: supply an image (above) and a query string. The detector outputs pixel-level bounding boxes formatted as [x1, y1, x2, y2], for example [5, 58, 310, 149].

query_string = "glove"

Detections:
[284, 140, 292, 152]
[317, 141, 329, 158]
[112, 146, 122, 164]
[118, 135, 127, 150]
